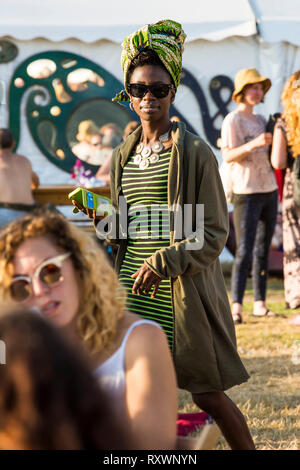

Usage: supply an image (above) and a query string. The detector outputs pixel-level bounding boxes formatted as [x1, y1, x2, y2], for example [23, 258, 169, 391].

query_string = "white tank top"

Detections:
[94, 319, 161, 414]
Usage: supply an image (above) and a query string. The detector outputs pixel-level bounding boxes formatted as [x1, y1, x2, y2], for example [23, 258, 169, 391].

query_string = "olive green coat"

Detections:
[109, 122, 249, 393]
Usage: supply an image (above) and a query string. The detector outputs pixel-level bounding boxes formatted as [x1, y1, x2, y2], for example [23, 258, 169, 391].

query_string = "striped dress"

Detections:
[119, 148, 174, 351]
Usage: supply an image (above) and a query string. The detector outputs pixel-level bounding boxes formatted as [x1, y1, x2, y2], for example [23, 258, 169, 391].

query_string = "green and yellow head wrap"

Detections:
[113, 19, 186, 102]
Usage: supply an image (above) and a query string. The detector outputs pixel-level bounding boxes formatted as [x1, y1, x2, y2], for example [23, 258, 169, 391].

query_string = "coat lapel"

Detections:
[168, 122, 185, 241]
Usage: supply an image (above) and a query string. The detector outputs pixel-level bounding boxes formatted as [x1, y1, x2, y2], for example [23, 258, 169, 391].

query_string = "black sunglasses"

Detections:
[128, 83, 173, 99]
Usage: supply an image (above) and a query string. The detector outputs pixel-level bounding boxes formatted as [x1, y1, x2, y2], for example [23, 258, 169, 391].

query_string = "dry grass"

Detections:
[178, 272, 300, 450]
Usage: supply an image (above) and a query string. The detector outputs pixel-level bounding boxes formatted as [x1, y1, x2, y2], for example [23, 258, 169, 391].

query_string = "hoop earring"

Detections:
[129, 101, 134, 112]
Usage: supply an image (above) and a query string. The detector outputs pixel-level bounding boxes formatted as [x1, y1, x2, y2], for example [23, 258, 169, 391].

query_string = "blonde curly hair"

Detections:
[282, 70, 300, 158]
[0, 209, 125, 354]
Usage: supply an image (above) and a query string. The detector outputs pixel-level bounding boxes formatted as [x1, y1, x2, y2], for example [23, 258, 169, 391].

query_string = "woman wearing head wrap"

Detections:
[221, 68, 278, 324]
[73, 20, 255, 449]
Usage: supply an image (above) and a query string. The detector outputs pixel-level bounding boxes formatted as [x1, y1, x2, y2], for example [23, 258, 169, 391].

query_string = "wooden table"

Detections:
[33, 185, 111, 206]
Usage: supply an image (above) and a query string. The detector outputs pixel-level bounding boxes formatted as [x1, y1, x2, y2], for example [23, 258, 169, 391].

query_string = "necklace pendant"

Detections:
[152, 141, 164, 153]
[133, 154, 142, 165]
[136, 143, 144, 154]
[141, 146, 151, 158]
[149, 153, 159, 164]
[139, 159, 149, 170]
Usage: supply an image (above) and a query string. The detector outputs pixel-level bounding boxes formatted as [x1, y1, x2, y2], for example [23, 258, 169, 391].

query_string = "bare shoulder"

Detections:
[126, 320, 169, 357]
[14, 153, 32, 168]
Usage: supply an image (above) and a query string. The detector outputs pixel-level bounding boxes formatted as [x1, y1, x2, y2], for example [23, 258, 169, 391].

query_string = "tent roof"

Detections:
[1, 0, 299, 46]
[0, 0, 256, 43]
[250, 0, 300, 46]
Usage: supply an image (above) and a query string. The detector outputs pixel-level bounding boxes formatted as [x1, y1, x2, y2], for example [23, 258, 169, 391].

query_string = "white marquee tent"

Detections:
[0, 0, 300, 185]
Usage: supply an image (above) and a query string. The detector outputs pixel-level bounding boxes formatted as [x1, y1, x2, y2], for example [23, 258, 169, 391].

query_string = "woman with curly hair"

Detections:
[73, 20, 255, 449]
[271, 71, 300, 324]
[0, 208, 178, 449]
[0, 309, 125, 449]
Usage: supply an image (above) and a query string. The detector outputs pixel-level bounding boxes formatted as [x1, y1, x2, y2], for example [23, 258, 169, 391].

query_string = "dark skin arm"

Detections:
[131, 262, 162, 298]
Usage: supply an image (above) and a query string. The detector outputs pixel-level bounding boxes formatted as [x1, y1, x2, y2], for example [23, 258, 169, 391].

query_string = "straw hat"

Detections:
[76, 120, 99, 142]
[232, 68, 271, 102]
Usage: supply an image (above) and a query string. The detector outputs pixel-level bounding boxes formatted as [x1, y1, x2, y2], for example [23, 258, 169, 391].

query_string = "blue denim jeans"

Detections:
[231, 190, 278, 304]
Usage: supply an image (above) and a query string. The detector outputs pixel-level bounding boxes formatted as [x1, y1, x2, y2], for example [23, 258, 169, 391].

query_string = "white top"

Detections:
[94, 319, 161, 415]
[221, 110, 277, 194]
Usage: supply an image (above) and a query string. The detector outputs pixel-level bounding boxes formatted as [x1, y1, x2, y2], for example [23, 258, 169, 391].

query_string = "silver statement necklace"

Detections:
[133, 127, 171, 170]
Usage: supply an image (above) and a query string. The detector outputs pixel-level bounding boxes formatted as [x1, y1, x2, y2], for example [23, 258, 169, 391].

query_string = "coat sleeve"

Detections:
[145, 145, 229, 278]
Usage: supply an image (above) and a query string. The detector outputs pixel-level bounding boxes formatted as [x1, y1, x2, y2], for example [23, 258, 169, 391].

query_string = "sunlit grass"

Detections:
[178, 272, 300, 450]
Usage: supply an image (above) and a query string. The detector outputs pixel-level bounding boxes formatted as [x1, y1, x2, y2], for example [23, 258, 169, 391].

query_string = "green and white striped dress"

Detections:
[119, 148, 174, 351]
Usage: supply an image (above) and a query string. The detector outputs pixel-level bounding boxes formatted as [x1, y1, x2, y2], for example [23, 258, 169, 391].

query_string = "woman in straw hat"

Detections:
[221, 68, 278, 324]
[74, 20, 255, 449]
[271, 71, 300, 325]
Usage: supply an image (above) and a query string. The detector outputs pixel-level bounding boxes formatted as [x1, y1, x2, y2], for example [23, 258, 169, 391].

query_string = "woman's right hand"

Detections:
[252, 132, 273, 150]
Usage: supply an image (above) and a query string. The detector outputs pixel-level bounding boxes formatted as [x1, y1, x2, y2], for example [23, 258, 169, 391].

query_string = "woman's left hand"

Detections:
[131, 263, 162, 297]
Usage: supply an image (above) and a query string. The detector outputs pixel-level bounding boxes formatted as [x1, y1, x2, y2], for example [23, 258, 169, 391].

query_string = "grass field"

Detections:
[178, 271, 300, 450]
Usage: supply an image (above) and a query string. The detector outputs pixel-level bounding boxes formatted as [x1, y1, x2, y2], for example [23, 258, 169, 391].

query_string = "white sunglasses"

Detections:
[10, 252, 71, 302]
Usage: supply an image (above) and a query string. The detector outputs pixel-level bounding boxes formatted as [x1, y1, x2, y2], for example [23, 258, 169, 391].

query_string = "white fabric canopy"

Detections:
[0, 0, 256, 43]
[2, 1, 299, 46]
[250, 0, 300, 46]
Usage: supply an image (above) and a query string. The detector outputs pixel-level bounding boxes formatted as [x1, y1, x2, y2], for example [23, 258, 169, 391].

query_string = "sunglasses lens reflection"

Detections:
[10, 279, 32, 302]
[40, 264, 62, 285]
[10, 264, 63, 302]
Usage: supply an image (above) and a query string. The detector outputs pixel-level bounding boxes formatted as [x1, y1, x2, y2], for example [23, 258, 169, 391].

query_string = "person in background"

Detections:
[221, 68, 278, 324]
[271, 70, 300, 325]
[0, 209, 178, 450]
[0, 309, 126, 450]
[0, 128, 39, 229]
